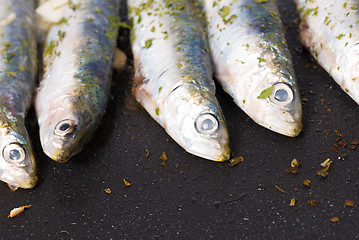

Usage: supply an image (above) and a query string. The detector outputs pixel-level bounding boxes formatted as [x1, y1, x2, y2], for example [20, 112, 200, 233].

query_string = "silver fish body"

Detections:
[128, 0, 230, 161]
[203, 0, 302, 137]
[0, 0, 37, 189]
[296, 0, 359, 104]
[35, 0, 120, 162]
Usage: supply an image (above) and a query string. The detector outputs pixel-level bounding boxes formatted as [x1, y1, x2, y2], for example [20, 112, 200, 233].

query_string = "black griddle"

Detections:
[1, 0, 359, 239]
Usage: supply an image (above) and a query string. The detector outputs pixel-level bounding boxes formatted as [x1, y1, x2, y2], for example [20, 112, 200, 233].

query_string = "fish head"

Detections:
[244, 79, 302, 137]
[0, 115, 37, 190]
[161, 84, 230, 161]
[39, 97, 97, 162]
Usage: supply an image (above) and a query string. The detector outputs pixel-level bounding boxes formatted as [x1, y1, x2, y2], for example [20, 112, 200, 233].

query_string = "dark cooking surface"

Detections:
[1, 0, 359, 239]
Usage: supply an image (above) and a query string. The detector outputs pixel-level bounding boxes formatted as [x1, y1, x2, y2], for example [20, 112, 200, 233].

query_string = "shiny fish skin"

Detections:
[203, 0, 302, 137]
[128, 0, 230, 161]
[296, 0, 359, 104]
[0, 0, 37, 189]
[35, 0, 120, 162]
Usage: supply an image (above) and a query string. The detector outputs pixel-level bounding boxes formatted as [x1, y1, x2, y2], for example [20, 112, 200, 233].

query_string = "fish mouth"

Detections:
[263, 118, 303, 137]
[41, 134, 82, 163]
[16, 176, 38, 189]
[247, 107, 303, 137]
[1, 172, 38, 190]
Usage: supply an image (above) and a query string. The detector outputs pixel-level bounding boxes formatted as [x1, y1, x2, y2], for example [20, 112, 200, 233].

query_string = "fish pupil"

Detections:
[274, 89, 288, 102]
[60, 123, 70, 131]
[9, 149, 21, 160]
[202, 118, 215, 131]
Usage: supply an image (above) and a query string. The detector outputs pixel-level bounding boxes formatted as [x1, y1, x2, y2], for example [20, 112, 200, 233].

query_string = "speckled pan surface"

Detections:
[1, 0, 359, 239]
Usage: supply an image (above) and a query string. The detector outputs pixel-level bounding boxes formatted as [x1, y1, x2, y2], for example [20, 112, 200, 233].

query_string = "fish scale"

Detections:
[0, 0, 37, 189]
[128, 0, 230, 161]
[35, 0, 120, 162]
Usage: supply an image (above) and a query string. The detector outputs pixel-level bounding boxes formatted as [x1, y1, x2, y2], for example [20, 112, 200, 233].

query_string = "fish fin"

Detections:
[132, 58, 161, 123]
[8, 184, 19, 191]
[36, 0, 69, 24]
[113, 48, 127, 70]
[0, 12, 16, 27]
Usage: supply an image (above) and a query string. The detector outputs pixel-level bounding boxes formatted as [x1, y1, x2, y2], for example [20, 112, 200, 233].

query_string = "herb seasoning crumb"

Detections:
[330, 144, 339, 153]
[229, 156, 244, 166]
[344, 200, 355, 207]
[307, 200, 318, 206]
[349, 139, 359, 149]
[303, 179, 311, 187]
[289, 198, 296, 207]
[275, 185, 286, 194]
[123, 178, 132, 187]
[317, 160, 332, 177]
[284, 159, 302, 174]
[8, 205, 31, 218]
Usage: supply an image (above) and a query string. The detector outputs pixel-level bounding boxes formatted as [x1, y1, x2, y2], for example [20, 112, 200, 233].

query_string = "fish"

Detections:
[35, 0, 120, 162]
[295, 0, 359, 104]
[128, 0, 230, 161]
[0, 0, 38, 189]
[202, 0, 303, 137]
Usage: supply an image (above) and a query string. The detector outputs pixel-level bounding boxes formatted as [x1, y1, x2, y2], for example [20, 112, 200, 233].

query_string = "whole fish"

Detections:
[0, 0, 37, 189]
[35, 0, 120, 162]
[128, 0, 230, 161]
[296, 0, 359, 104]
[202, 0, 302, 137]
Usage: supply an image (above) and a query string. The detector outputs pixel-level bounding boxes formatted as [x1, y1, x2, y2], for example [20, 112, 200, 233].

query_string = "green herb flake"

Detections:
[145, 0, 153, 9]
[105, 28, 115, 40]
[254, 0, 268, 3]
[336, 34, 345, 40]
[303, 8, 314, 18]
[57, 30, 66, 41]
[19, 65, 25, 72]
[257, 86, 274, 99]
[6, 71, 17, 77]
[155, 107, 160, 115]
[56, 17, 69, 25]
[257, 57, 266, 63]
[143, 39, 153, 48]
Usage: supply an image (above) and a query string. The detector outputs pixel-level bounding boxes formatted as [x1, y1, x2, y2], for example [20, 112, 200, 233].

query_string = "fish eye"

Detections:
[195, 113, 219, 135]
[3, 143, 26, 163]
[269, 83, 294, 106]
[54, 119, 77, 137]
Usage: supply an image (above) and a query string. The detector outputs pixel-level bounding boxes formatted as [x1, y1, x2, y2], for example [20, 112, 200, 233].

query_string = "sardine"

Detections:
[35, 0, 120, 162]
[0, 0, 37, 189]
[128, 0, 230, 161]
[202, 0, 302, 137]
[296, 0, 359, 104]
